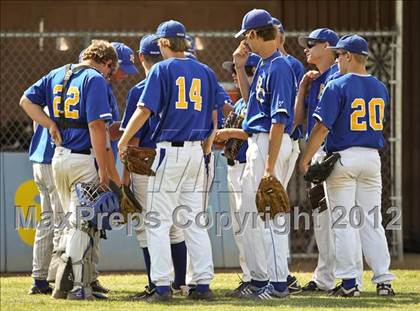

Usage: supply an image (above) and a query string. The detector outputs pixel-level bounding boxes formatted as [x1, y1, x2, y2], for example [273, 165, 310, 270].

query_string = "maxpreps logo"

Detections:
[14, 180, 41, 246]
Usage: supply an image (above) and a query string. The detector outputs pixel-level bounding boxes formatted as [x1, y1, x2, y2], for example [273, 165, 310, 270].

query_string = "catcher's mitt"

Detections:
[223, 112, 244, 162]
[304, 153, 341, 184]
[256, 176, 290, 219]
[121, 146, 156, 176]
[108, 181, 143, 222]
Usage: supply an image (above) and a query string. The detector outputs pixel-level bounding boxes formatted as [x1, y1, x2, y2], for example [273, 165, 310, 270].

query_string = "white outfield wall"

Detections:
[0, 151, 240, 272]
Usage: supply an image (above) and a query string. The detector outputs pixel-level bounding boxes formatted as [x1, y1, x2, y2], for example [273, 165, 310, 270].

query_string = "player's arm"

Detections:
[121, 137, 140, 185]
[222, 102, 234, 117]
[19, 95, 62, 145]
[202, 110, 218, 155]
[214, 128, 248, 142]
[233, 40, 251, 102]
[293, 70, 320, 129]
[118, 106, 151, 151]
[299, 121, 329, 173]
[106, 148, 121, 185]
[265, 123, 285, 176]
[89, 120, 109, 186]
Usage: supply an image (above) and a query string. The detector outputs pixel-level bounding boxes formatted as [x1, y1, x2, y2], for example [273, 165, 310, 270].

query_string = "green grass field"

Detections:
[1, 269, 419, 311]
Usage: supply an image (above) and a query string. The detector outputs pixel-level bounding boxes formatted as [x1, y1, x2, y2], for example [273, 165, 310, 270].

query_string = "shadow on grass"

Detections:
[108, 289, 420, 308]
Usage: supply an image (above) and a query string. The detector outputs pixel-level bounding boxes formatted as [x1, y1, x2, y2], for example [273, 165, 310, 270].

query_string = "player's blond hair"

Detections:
[157, 37, 188, 52]
[353, 53, 368, 65]
[82, 40, 118, 66]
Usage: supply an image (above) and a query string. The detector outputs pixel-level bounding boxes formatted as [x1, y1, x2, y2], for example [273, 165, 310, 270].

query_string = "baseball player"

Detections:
[118, 20, 219, 302]
[228, 9, 297, 299]
[299, 34, 395, 297]
[88, 42, 139, 297]
[120, 34, 187, 299]
[20, 40, 118, 300]
[294, 28, 364, 293]
[28, 122, 64, 295]
[217, 53, 260, 297]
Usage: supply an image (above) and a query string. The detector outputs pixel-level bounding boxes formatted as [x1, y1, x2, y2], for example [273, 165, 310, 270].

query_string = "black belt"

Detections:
[71, 149, 91, 155]
[227, 159, 246, 166]
[171, 141, 185, 147]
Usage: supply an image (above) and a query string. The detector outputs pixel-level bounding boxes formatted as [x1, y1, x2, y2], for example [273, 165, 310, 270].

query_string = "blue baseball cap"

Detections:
[111, 42, 138, 75]
[138, 35, 161, 56]
[156, 20, 186, 38]
[185, 34, 196, 53]
[298, 28, 339, 48]
[235, 9, 274, 38]
[222, 53, 261, 73]
[272, 17, 285, 33]
[328, 34, 369, 56]
[185, 51, 197, 60]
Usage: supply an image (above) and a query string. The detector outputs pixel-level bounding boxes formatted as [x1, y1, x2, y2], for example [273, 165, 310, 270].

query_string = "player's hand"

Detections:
[263, 169, 274, 179]
[118, 140, 128, 161]
[49, 122, 62, 146]
[233, 40, 251, 69]
[214, 129, 231, 142]
[299, 159, 309, 175]
[98, 169, 110, 187]
[300, 70, 320, 91]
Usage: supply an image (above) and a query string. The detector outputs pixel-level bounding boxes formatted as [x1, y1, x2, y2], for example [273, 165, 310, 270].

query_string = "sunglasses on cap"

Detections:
[306, 39, 326, 49]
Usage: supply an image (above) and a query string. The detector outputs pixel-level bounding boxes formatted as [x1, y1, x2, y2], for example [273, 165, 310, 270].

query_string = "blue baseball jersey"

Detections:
[313, 73, 388, 152]
[242, 51, 296, 135]
[121, 79, 156, 148]
[107, 84, 120, 160]
[138, 58, 220, 142]
[29, 124, 55, 164]
[233, 98, 248, 163]
[24, 64, 112, 151]
[305, 64, 338, 138]
[216, 83, 233, 129]
[283, 54, 305, 85]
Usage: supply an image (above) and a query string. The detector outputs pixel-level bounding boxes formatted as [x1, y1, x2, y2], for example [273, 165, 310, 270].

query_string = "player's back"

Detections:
[141, 58, 218, 142]
[317, 73, 388, 152]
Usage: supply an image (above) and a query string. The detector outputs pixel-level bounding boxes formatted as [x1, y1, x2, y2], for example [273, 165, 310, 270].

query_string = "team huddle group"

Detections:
[20, 8, 395, 302]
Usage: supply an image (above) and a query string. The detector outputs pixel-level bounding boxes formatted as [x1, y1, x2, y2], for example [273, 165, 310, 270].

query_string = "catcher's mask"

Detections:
[76, 182, 120, 230]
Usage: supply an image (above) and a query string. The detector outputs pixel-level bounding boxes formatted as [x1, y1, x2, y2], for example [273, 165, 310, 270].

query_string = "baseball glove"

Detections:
[121, 146, 156, 176]
[304, 153, 341, 184]
[223, 112, 245, 162]
[108, 180, 142, 222]
[256, 176, 290, 219]
[307, 183, 327, 212]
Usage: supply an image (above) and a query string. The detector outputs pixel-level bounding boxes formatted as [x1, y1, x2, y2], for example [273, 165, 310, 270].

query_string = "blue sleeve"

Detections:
[23, 75, 48, 106]
[120, 87, 139, 130]
[312, 82, 340, 131]
[86, 75, 112, 123]
[216, 83, 232, 110]
[139, 64, 165, 115]
[269, 63, 293, 125]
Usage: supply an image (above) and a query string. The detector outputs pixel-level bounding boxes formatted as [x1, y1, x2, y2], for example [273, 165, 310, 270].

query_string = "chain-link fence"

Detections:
[0, 30, 400, 258]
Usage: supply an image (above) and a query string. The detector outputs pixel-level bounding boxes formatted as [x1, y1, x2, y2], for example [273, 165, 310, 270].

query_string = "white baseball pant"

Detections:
[31, 163, 64, 280]
[147, 142, 214, 287]
[239, 133, 292, 282]
[326, 147, 395, 284]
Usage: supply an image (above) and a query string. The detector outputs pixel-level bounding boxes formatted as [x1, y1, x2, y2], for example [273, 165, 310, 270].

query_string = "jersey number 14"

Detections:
[350, 98, 385, 131]
[175, 77, 202, 111]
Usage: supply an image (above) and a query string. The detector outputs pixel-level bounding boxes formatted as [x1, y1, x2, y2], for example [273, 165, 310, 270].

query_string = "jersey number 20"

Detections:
[175, 77, 202, 111]
[350, 98, 385, 131]
[52, 84, 80, 119]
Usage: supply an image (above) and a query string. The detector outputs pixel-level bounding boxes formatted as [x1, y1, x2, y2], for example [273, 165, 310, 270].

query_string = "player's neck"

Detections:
[316, 58, 335, 74]
[278, 45, 288, 56]
[165, 51, 186, 59]
[258, 41, 278, 60]
[348, 63, 368, 75]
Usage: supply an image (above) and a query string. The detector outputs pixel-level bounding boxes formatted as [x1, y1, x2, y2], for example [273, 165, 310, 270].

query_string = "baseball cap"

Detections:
[298, 28, 339, 48]
[222, 53, 261, 73]
[272, 17, 285, 33]
[235, 9, 274, 38]
[138, 35, 161, 55]
[185, 51, 197, 60]
[185, 34, 196, 53]
[156, 20, 186, 38]
[111, 42, 138, 75]
[328, 34, 369, 56]
[78, 49, 86, 62]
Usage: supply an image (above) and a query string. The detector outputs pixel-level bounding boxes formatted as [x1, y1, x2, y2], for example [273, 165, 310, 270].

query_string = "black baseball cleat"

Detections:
[225, 281, 251, 297]
[28, 284, 53, 295]
[329, 282, 361, 297]
[188, 289, 215, 300]
[287, 275, 302, 294]
[146, 290, 172, 303]
[377, 283, 395, 296]
[91, 280, 110, 294]
[130, 285, 156, 300]
[302, 280, 325, 292]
